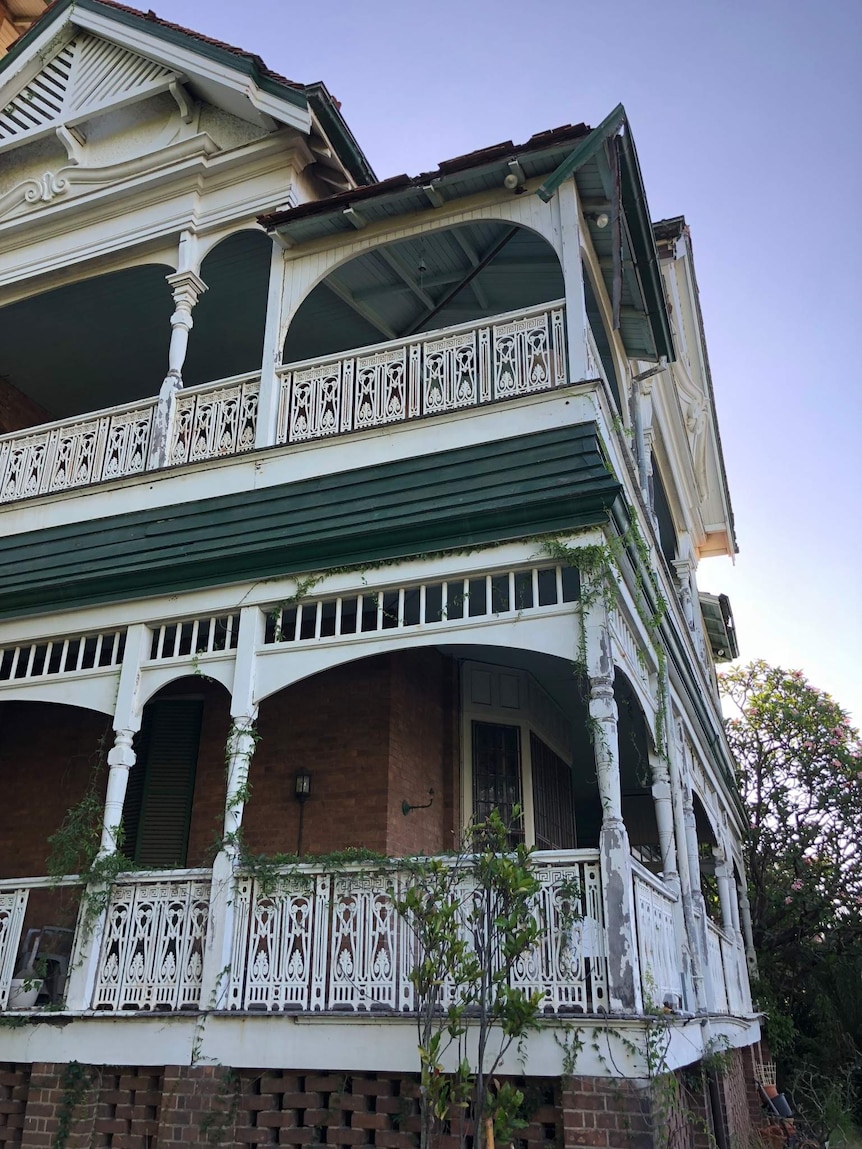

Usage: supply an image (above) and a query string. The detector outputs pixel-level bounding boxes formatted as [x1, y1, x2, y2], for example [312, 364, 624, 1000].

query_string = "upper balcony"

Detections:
[0, 296, 569, 504]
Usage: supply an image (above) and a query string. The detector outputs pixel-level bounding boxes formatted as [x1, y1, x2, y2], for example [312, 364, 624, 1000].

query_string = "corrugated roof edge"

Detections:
[258, 122, 591, 230]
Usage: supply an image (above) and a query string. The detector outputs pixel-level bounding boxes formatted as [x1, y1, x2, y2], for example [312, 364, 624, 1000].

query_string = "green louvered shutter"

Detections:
[125, 699, 202, 868]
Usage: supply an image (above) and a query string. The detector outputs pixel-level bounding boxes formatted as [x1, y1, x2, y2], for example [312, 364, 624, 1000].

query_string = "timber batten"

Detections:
[0, 423, 621, 617]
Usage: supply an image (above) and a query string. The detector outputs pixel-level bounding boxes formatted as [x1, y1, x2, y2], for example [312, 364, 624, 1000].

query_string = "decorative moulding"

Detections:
[0, 132, 220, 221]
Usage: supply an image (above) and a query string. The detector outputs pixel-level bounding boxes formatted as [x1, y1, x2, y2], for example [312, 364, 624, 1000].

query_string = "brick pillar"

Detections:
[158, 1064, 236, 1148]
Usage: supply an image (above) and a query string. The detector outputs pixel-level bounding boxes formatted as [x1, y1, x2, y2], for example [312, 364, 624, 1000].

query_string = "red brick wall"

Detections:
[385, 650, 453, 858]
[243, 652, 457, 860]
[244, 655, 393, 858]
[0, 702, 111, 879]
[561, 1077, 650, 1149]
[5, 1063, 563, 1149]
[1, 1055, 764, 1149]
[0, 379, 51, 436]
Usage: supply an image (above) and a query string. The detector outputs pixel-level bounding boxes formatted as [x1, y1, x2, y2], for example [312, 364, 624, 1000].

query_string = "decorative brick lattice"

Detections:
[0, 1065, 31, 1146]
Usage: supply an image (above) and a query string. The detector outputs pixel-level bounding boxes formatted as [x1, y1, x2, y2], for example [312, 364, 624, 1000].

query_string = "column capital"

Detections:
[107, 728, 135, 769]
[166, 269, 208, 311]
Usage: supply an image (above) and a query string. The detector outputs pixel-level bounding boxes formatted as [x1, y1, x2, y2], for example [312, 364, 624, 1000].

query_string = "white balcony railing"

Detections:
[705, 918, 729, 1013]
[92, 872, 211, 1012]
[632, 863, 683, 1009]
[276, 301, 567, 444]
[0, 303, 567, 505]
[228, 852, 606, 1015]
[0, 886, 28, 1010]
[0, 397, 156, 503]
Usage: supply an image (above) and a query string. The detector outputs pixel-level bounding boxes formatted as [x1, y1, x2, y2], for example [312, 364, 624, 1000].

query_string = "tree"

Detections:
[391, 809, 544, 1149]
[721, 661, 862, 1125]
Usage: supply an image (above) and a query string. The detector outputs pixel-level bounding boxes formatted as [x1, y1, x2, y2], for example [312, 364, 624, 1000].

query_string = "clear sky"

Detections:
[151, 0, 861, 723]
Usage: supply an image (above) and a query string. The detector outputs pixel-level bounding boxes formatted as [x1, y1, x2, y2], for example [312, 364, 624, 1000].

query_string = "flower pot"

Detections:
[7, 978, 43, 1009]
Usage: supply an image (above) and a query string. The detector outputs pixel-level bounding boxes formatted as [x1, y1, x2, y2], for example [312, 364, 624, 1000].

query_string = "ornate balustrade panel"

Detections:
[0, 889, 28, 1010]
[93, 877, 211, 1011]
[230, 874, 329, 1012]
[169, 376, 259, 466]
[328, 872, 406, 1011]
[609, 606, 650, 689]
[720, 933, 748, 1014]
[278, 301, 567, 445]
[230, 855, 606, 1016]
[633, 868, 683, 1008]
[511, 854, 608, 1014]
[0, 401, 155, 503]
[705, 920, 729, 1013]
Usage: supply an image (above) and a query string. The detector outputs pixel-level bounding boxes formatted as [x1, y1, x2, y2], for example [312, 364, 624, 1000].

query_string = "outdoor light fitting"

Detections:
[294, 771, 311, 802]
[401, 788, 434, 816]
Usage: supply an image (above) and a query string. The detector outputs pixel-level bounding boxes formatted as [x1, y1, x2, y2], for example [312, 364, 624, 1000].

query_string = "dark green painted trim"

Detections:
[1, 424, 621, 619]
[305, 84, 377, 186]
[536, 103, 626, 203]
[617, 130, 674, 363]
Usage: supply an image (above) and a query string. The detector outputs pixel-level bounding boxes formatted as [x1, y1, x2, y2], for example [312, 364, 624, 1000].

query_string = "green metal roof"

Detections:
[0, 422, 622, 619]
[699, 593, 739, 663]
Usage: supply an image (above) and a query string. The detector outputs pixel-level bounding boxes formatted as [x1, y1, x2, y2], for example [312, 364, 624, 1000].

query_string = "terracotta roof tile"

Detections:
[37, 0, 303, 88]
[259, 121, 592, 230]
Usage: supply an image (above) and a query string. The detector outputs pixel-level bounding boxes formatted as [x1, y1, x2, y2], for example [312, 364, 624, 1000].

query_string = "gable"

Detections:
[0, 31, 178, 154]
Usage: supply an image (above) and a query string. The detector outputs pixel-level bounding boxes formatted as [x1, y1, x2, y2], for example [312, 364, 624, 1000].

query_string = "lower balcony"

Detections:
[0, 853, 748, 1022]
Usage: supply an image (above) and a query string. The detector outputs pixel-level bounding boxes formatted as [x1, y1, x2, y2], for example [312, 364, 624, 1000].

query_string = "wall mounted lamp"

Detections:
[294, 770, 311, 855]
[402, 788, 434, 816]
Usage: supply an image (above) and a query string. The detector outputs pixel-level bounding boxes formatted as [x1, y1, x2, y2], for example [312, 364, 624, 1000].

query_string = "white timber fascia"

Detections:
[69, 6, 312, 135]
[0, 1009, 760, 1076]
[0, 133, 306, 297]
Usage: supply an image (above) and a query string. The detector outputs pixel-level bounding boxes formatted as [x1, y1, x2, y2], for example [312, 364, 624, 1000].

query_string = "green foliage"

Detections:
[391, 809, 543, 1149]
[53, 1061, 94, 1149]
[721, 661, 862, 1128]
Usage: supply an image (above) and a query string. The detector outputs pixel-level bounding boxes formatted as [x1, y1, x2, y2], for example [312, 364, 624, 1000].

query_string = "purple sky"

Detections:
[150, 0, 861, 723]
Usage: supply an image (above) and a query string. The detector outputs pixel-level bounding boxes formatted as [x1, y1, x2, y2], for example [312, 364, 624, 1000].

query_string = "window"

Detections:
[462, 662, 577, 850]
[123, 698, 203, 868]
[530, 732, 576, 851]
[472, 721, 523, 842]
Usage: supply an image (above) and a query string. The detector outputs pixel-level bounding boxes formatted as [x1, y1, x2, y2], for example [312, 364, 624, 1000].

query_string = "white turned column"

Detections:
[649, 752, 678, 885]
[100, 730, 135, 854]
[148, 269, 208, 468]
[555, 178, 589, 383]
[583, 583, 641, 1012]
[65, 624, 150, 1011]
[200, 605, 262, 1009]
[664, 713, 706, 1012]
[255, 238, 288, 449]
[714, 850, 735, 937]
[223, 715, 257, 850]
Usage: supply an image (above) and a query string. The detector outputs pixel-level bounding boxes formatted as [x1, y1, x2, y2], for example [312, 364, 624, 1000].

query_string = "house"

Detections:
[0, 2, 765, 1145]
[0, 0, 46, 56]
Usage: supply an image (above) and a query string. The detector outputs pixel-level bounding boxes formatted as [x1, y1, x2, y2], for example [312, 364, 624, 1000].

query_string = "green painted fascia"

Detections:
[536, 103, 674, 364]
[0, 424, 622, 619]
[0, 0, 308, 111]
[617, 128, 674, 363]
[535, 103, 627, 203]
[305, 83, 377, 186]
